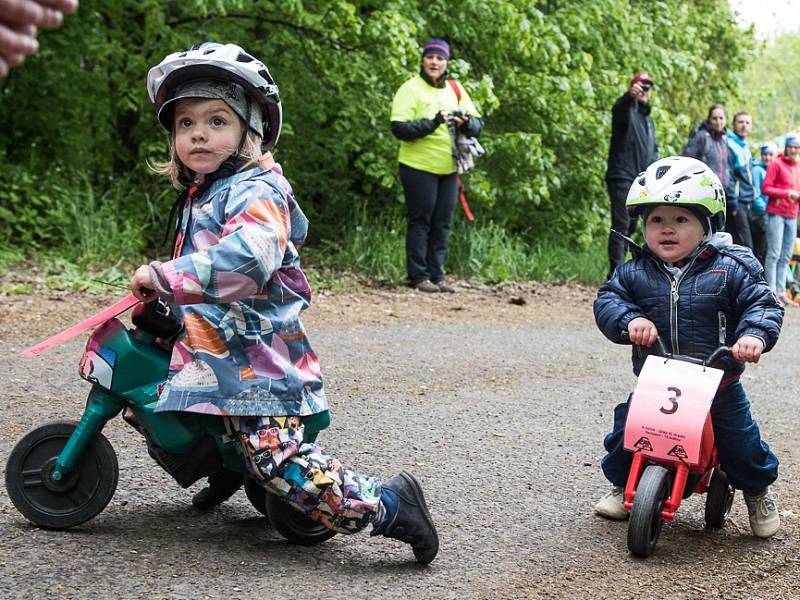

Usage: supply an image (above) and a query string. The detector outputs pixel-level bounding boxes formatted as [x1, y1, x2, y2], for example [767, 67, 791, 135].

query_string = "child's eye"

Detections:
[211, 117, 226, 127]
[179, 118, 193, 128]
[676, 216, 689, 223]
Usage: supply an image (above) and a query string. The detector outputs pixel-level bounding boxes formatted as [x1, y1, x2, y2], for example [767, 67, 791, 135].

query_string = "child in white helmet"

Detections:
[129, 42, 438, 564]
[593, 156, 784, 538]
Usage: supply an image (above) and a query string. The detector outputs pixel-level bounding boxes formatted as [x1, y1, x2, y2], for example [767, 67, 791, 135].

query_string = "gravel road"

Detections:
[0, 282, 797, 599]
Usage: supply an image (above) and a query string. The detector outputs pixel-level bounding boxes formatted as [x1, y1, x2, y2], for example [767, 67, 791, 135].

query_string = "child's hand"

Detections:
[627, 317, 658, 346]
[732, 335, 765, 363]
[130, 265, 156, 303]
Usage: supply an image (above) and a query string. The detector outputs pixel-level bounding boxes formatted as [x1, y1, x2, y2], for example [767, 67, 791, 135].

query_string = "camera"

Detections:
[449, 108, 466, 118]
[639, 83, 652, 92]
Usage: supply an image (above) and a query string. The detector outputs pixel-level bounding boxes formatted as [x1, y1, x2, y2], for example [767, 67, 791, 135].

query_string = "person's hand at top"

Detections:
[0, 0, 78, 78]
[627, 316, 658, 347]
[731, 334, 764, 364]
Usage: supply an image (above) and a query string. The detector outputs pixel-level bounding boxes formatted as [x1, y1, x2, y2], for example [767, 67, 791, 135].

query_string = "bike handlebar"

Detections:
[621, 331, 731, 368]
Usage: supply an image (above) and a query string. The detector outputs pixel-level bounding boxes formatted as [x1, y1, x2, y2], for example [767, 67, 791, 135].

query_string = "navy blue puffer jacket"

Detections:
[595, 235, 783, 378]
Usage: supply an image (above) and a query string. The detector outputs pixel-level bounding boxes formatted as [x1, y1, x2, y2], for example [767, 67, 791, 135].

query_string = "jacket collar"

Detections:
[419, 68, 448, 89]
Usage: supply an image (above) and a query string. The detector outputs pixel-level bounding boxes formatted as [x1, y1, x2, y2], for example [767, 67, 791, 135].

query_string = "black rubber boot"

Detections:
[192, 468, 245, 510]
[371, 471, 439, 564]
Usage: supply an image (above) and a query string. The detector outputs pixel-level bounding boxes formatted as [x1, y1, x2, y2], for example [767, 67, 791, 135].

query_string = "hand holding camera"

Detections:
[446, 108, 468, 127]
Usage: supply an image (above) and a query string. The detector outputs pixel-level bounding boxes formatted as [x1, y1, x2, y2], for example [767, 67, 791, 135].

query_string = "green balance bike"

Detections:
[5, 299, 335, 545]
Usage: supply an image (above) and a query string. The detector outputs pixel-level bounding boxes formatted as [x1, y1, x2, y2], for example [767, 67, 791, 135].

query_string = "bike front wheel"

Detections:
[5, 421, 118, 529]
[627, 464, 670, 557]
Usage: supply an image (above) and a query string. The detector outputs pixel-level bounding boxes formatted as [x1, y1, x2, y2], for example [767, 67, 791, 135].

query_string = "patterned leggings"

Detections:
[225, 415, 381, 534]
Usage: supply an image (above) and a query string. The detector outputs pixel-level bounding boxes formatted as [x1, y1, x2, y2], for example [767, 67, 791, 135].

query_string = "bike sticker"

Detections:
[624, 355, 723, 466]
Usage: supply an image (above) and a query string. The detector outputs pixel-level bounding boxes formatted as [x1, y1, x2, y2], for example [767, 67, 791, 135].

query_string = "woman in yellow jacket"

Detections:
[390, 39, 482, 293]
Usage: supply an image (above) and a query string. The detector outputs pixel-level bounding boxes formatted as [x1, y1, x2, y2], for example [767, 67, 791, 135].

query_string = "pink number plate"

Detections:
[624, 355, 723, 466]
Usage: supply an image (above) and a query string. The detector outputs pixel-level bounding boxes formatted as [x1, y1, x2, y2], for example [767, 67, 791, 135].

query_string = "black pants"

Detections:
[749, 209, 767, 266]
[726, 203, 753, 249]
[399, 164, 458, 284]
[606, 179, 636, 279]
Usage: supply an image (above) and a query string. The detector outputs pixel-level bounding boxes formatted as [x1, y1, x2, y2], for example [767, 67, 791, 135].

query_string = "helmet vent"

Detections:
[655, 166, 671, 179]
[673, 175, 690, 184]
[202, 48, 216, 55]
[638, 177, 646, 186]
[237, 53, 255, 63]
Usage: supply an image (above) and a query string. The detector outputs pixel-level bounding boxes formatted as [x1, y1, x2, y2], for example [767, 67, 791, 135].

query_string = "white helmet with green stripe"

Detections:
[626, 156, 726, 232]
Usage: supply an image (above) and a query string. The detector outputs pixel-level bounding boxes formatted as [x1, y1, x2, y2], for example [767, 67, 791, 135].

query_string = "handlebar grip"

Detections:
[706, 346, 732, 367]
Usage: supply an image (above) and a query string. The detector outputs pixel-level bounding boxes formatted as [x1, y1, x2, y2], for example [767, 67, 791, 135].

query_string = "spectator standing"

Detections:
[751, 142, 777, 265]
[390, 38, 483, 293]
[726, 111, 755, 248]
[683, 105, 736, 206]
[604, 72, 659, 279]
[762, 135, 800, 304]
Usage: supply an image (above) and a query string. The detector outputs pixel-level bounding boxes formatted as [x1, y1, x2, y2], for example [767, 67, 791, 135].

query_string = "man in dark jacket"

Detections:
[605, 73, 659, 279]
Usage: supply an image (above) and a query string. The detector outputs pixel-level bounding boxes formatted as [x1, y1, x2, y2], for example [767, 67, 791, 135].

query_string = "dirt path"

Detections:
[0, 281, 798, 599]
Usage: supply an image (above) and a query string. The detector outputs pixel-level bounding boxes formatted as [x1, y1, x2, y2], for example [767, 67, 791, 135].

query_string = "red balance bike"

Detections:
[622, 339, 735, 557]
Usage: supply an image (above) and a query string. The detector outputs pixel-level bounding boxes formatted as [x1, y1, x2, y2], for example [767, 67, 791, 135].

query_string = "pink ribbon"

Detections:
[21, 294, 140, 357]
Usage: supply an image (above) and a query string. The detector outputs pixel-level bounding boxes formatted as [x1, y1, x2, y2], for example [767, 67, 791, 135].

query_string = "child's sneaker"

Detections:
[744, 488, 780, 538]
[371, 471, 439, 564]
[594, 486, 629, 520]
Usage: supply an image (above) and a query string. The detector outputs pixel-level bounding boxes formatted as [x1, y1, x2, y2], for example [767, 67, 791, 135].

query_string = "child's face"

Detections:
[173, 98, 244, 176]
[644, 205, 706, 263]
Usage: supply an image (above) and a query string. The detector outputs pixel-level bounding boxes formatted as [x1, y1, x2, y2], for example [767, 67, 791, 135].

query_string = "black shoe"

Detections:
[192, 468, 245, 510]
[372, 471, 439, 564]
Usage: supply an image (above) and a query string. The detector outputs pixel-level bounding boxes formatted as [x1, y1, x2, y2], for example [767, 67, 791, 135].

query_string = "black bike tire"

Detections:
[5, 421, 118, 529]
[627, 464, 670, 557]
[264, 492, 337, 546]
[705, 467, 735, 529]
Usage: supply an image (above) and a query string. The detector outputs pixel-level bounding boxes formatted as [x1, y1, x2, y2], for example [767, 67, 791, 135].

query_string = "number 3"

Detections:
[660, 386, 681, 415]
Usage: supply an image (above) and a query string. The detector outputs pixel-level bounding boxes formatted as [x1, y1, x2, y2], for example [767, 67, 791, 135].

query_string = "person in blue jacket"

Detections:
[751, 142, 777, 265]
[726, 111, 755, 249]
[592, 156, 784, 539]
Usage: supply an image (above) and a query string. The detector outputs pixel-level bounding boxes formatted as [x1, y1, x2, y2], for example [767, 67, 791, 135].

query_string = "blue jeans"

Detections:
[764, 213, 797, 292]
[601, 381, 778, 495]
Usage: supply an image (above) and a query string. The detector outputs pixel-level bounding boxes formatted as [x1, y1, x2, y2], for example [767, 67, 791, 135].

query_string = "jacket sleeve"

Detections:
[390, 118, 441, 141]
[610, 93, 632, 135]
[725, 149, 740, 208]
[594, 264, 648, 344]
[761, 160, 789, 200]
[682, 130, 705, 161]
[151, 179, 291, 305]
[459, 115, 483, 138]
[729, 259, 784, 351]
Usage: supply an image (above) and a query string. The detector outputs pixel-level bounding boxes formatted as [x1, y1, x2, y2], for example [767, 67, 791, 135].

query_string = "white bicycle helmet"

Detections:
[147, 42, 282, 150]
[626, 156, 726, 233]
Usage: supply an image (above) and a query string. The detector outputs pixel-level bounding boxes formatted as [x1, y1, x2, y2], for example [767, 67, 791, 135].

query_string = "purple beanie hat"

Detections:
[422, 38, 450, 60]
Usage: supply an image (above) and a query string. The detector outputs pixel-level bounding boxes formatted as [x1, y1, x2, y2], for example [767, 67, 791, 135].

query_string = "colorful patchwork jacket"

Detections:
[149, 165, 327, 417]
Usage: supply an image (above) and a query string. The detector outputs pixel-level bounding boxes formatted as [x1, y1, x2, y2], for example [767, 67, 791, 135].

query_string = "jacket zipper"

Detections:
[658, 252, 702, 354]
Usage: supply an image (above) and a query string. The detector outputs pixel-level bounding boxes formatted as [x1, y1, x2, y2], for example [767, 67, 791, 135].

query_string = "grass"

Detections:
[305, 212, 608, 287]
[1, 185, 608, 291]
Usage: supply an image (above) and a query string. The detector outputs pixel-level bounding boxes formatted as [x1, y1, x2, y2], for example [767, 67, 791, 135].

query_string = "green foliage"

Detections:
[739, 32, 800, 144]
[308, 206, 606, 286]
[0, 0, 755, 282]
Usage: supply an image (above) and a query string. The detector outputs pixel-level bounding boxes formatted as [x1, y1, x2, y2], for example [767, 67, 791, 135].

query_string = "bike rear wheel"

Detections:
[705, 467, 735, 529]
[264, 493, 337, 546]
[5, 421, 118, 529]
[628, 464, 670, 557]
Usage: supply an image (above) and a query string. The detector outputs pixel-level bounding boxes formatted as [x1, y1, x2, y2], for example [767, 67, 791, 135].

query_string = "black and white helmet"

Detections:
[147, 42, 282, 150]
